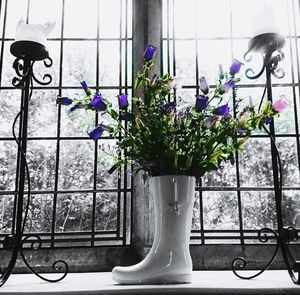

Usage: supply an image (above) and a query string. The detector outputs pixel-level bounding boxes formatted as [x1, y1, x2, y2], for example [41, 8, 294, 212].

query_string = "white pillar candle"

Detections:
[252, 6, 279, 37]
[15, 18, 55, 46]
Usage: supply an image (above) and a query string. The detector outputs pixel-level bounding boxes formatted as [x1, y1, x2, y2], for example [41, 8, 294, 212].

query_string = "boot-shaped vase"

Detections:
[112, 175, 195, 284]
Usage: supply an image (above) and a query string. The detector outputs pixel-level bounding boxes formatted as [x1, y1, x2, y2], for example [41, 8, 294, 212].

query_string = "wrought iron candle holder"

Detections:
[231, 33, 300, 284]
[0, 41, 68, 287]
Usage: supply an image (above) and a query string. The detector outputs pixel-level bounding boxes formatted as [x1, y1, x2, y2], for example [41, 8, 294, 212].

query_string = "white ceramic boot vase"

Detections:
[112, 175, 195, 284]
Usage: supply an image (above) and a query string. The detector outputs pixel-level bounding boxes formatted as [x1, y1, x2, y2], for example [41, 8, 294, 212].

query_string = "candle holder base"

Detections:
[10, 41, 49, 61]
[248, 33, 285, 55]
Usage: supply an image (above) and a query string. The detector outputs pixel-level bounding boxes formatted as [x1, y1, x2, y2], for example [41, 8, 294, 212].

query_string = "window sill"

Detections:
[1, 270, 300, 294]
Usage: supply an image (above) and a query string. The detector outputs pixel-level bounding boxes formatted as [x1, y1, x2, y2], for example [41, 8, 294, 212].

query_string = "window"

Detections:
[0, 0, 132, 248]
[162, 0, 300, 245]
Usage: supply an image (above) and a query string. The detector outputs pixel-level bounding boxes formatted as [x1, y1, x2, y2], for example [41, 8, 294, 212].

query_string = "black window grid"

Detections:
[1, 0, 300, 249]
[0, 0, 133, 248]
[162, 0, 300, 245]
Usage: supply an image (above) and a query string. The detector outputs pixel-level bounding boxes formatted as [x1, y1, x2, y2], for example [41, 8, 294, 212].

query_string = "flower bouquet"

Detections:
[57, 45, 289, 178]
[57, 45, 290, 285]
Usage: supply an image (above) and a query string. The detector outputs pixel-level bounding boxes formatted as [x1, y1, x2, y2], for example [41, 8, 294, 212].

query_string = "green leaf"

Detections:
[237, 137, 249, 150]
[110, 109, 119, 120]
[261, 101, 272, 114]
[135, 118, 146, 130]
[210, 150, 223, 161]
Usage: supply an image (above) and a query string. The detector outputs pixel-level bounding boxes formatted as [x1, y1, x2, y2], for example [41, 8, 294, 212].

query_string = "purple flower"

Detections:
[69, 103, 85, 112]
[88, 126, 103, 141]
[199, 77, 209, 94]
[118, 93, 128, 109]
[89, 93, 107, 111]
[273, 95, 291, 113]
[264, 117, 271, 124]
[88, 123, 113, 141]
[56, 96, 72, 106]
[164, 101, 176, 112]
[144, 45, 157, 61]
[119, 112, 135, 121]
[238, 128, 248, 135]
[80, 81, 92, 96]
[178, 111, 186, 119]
[195, 95, 209, 111]
[216, 104, 230, 117]
[221, 79, 235, 93]
[229, 59, 243, 76]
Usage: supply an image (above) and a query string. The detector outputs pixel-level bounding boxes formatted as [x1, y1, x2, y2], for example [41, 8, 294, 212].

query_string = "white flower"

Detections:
[239, 111, 250, 124]
[203, 115, 220, 128]
[167, 76, 177, 90]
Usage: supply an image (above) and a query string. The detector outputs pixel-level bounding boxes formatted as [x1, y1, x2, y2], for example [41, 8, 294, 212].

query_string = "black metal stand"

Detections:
[231, 33, 300, 284]
[0, 41, 68, 287]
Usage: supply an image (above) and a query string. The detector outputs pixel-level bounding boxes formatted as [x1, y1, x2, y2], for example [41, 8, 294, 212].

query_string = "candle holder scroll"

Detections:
[231, 33, 300, 284]
[0, 41, 68, 287]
